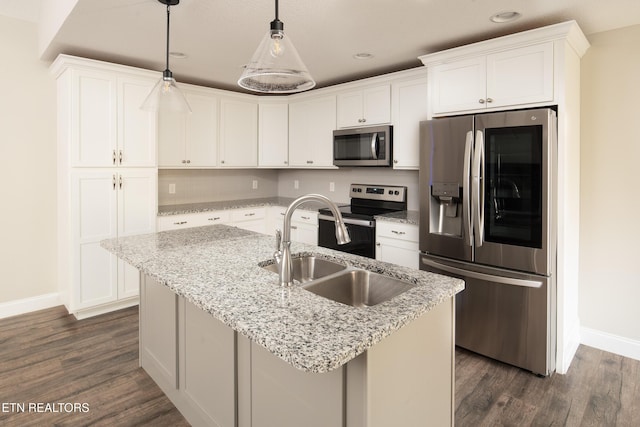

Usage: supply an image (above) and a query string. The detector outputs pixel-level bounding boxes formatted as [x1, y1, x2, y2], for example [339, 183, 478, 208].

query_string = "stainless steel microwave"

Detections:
[333, 125, 392, 167]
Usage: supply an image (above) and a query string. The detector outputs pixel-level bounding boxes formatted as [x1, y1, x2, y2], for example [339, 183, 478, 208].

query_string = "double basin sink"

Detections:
[262, 255, 414, 308]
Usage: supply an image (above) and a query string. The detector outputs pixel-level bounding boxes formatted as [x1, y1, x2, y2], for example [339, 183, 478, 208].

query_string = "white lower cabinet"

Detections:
[140, 274, 454, 427]
[157, 210, 230, 231]
[375, 221, 419, 269]
[65, 168, 156, 318]
[269, 206, 318, 245]
[229, 207, 267, 234]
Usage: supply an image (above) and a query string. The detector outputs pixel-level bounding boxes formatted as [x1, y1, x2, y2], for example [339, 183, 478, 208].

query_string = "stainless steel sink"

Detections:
[302, 269, 415, 307]
[262, 255, 347, 283]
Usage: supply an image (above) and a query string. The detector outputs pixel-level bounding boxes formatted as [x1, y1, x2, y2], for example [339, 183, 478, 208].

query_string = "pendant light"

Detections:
[141, 0, 191, 113]
[238, 0, 315, 93]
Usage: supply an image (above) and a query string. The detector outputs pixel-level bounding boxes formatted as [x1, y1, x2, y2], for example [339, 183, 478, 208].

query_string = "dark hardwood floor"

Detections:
[0, 306, 638, 426]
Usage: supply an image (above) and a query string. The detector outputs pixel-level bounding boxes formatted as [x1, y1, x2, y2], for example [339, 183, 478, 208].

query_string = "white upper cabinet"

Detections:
[391, 75, 428, 169]
[337, 84, 391, 128]
[430, 42, 554, 115]
[64, 67, 157, 167]
[258, 101, 289, 167]
[219, 96, 258, 167]
[159, 86, 218, 167]
[288, 95, 336, 168]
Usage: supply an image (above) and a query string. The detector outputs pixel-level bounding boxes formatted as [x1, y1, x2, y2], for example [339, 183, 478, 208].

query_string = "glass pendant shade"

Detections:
[141, 70, 192, 113]
[238, 2, 315, 94]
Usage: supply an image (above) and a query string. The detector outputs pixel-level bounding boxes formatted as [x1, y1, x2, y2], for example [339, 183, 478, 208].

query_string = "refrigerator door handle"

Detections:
[472, 130, 485, 247]
[463, 131, 473, 247]
[420, 256, 543, 288]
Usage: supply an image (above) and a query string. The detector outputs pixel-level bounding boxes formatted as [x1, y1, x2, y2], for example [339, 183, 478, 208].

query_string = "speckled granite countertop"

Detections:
[375, 209, 419, 225]
[102, 225, 462, 374]
[158, 197, 315, 216]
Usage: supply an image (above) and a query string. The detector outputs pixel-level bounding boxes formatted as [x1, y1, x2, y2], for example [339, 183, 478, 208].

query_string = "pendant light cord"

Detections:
[274, 0, 279, 20]
[165, 4, 171, 72]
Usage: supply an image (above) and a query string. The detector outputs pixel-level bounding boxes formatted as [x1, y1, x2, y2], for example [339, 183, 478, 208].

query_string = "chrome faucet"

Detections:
[274, 194, 350, 287]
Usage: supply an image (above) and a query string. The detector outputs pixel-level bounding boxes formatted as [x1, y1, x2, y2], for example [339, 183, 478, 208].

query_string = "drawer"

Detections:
[193, 210, 230, 226]
[376, 221, 418, 242]
[157, 213, 203, 231]
[291, 209, 318, 225]
[230, 207, 267, 222]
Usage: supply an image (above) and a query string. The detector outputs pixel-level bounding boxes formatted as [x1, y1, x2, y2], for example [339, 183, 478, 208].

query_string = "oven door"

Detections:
[318, 215, 376, 258]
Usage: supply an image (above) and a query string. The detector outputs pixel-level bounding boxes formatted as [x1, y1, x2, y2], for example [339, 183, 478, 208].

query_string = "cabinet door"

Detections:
[258, 103, 289, 167]
[392, 77, 428, 169]
[118, 76, 157, 167]
[117, 169, 157, 238]
[362, 84, 391, 125]
[185, 91, 218, 167]
[119, 260, 140, 300]
[289, 95, 336, 167]
[336, 90, 364, 128]
[71, 70, 117, 167]
[376, 238, 419, 269]
[158, 108, 186, 167]
[486, 42, 553, 108]
[219, 98, 258, 167]
[71, 171, 118, 309]
[431, 57, 486, 114]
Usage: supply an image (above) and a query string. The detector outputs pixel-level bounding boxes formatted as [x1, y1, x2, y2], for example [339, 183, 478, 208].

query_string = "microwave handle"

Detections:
[370, 133, 379, 160]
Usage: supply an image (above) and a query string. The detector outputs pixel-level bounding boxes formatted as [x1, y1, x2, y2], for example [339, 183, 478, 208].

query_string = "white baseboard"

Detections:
[0, 293, 61, 320]
[581, 327, 640, 362]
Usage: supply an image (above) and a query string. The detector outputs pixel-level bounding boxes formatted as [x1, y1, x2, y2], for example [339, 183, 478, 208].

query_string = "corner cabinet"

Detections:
[288, 95, 337, 168]
[51, 54, 158, 319]
[428, 42, 554, 115]
[219, 96, 258, 167]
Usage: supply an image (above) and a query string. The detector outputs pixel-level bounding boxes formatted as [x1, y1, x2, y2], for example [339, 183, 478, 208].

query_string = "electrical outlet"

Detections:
[294, 180, 299, 190]
[329, 182, 335, 192]
[169, 183, 176, 194]
[252, 180, 258, 190]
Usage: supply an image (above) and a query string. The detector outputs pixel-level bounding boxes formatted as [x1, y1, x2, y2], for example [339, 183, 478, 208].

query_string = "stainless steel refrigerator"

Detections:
[418, 108, 557, 376]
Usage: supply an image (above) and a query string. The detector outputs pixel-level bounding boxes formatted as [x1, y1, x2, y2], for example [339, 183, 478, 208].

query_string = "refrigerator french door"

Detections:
[419, 108, 557, 376]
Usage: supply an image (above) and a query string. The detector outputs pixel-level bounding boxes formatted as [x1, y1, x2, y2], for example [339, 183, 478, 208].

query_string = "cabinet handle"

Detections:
[486, 98, 493, 103]
[478, 99, 486, 104]
[306, 160, 313, 164]
[391, 230, 406, 235]
[173, 221, 187, 225]
[112, 174, 116, 190]
[112, 150, 117, 165]
[119, 150, 123, 164]
[208, 217, 221, 221]
[245, 213, 255, 217]
[119, 175, 122, 189]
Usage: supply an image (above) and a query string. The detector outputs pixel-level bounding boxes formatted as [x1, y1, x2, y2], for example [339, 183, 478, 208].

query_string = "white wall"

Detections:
[580, 24, 640, 358]
[0, 15, 57, 305]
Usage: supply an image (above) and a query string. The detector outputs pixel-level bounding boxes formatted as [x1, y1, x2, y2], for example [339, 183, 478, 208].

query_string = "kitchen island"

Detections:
[102, 224, 464, 427]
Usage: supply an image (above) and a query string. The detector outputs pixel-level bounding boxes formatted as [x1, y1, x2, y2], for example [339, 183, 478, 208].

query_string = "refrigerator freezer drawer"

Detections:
[420, 254, 555, 376]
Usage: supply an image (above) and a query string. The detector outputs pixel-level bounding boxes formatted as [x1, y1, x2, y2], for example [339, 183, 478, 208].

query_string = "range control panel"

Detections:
[350, 184, 407, 203]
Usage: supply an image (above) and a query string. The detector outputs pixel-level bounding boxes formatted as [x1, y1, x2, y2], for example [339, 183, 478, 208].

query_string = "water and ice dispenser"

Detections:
[429, 182, 463, 237]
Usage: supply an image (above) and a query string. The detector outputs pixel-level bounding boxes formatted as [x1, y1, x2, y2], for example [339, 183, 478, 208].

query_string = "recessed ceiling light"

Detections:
[489, 11, 522, 23]
[169, 51, 188, 59]
[353, 52, 374, 60]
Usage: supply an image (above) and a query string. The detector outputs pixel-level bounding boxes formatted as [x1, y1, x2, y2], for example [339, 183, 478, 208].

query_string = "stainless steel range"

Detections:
[318, 184, 407, 258]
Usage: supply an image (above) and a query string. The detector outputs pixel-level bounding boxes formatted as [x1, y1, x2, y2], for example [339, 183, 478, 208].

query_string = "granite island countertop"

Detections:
[157, 197, 315, 216]
[102, 224, 463, 373]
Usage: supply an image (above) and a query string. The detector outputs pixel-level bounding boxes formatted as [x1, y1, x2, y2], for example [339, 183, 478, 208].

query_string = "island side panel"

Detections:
[246, 342, 345, 427]
[346, 297, 455, 427]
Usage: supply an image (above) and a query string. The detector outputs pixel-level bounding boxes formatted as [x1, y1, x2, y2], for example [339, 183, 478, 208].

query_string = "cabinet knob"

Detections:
[486, 98, 493, 103]
[186, 159, 191, 164]
[376, 242, 381, 246]
[284, 160, 288, 164]
[182, 160, 186, 164]
[221, 160, 225, 164]
[394, 159, 398, 164]
[478, 99, 486, 104]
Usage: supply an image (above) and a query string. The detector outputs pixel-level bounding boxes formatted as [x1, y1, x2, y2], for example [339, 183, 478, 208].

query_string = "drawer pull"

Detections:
[391, 230, 406, 235]
[245, 213, 256, 217]
[208, 217, 221, 221]
[301, 215, 310, 220]
[173, 221, 187, 225]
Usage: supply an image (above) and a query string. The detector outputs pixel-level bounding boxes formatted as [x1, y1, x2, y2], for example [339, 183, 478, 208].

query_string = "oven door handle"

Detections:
[319, 214, 374, 228]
